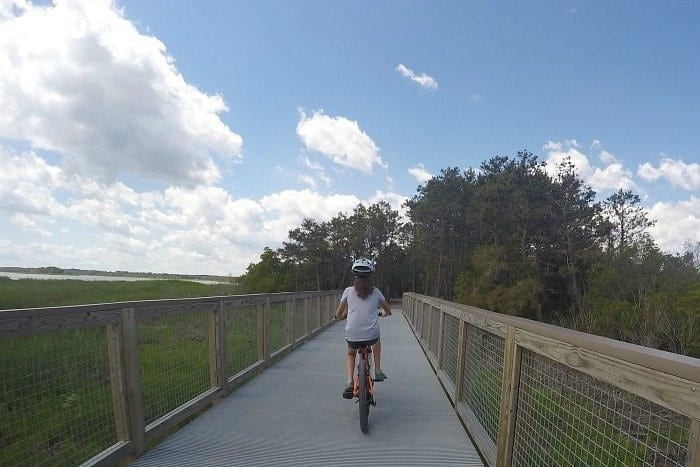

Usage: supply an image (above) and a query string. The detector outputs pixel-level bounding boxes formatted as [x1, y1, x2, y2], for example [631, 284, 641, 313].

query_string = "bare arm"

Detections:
[379, 299, 392, 317]
[335, 300, 347, 320]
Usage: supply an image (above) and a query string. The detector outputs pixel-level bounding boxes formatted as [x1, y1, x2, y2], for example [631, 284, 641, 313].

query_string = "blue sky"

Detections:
[0, 0, 698, 275]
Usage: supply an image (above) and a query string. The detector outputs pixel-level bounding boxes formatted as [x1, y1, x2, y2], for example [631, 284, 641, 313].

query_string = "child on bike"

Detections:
[335, 257, 392, 399]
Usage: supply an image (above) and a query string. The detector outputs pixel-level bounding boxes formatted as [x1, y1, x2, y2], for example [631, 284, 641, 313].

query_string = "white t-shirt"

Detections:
[341, 286, 386, 342]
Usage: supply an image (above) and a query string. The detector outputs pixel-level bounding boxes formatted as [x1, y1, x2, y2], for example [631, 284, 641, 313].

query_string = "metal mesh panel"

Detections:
[310, 296, 320, 331]
[0, 328, 117, 466]
[293, 299, 306, 340]
[461, 325, 504, 443]
[429, 308, 440, 359]
[421, 303, 430, 342]
[415, 301, 423, 334]
[226, 304, 260, 376]
[269, 302, 286, 352]
[512, 349, 691, 467]
[442, 314, 460, 384]
[137, 311, 210, 426]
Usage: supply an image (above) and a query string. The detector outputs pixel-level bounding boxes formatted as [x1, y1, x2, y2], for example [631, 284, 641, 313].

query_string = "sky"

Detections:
[0, 0, 698, 276]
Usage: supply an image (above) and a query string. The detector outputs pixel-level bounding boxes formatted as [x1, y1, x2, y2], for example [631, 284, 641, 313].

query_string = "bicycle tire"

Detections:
[358, 356, 369, 433]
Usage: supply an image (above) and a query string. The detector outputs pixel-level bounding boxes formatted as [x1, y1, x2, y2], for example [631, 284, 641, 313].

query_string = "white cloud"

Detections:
[0, 0, 242, 185]
[298, 174, 316, 189]
[296, 110, 384, 174]
[647, 197, 700, 253]
[368, 191, 408, 218]
[408, 163, 433, 184]
[637, 158, 700, 190]
[396, 64, 438, 90]
[543, 140, 637, 192]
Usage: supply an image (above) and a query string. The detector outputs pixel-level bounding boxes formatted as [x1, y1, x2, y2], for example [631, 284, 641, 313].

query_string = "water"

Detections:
[0, 271, 225, 284]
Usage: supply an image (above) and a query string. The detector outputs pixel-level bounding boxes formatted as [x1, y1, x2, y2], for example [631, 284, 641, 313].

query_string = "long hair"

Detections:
[353, 275, 374, 299]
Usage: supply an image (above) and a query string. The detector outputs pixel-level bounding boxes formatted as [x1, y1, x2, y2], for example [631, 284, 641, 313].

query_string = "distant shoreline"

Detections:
[0, 266, 235, 284]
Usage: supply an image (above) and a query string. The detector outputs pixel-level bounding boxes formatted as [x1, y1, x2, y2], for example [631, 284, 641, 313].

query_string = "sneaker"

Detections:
[342, 384, 354, 399]
[374, 370, 387, 382]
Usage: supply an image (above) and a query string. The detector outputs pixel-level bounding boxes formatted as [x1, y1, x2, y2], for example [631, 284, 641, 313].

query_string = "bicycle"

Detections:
[351, 311, 390, 433]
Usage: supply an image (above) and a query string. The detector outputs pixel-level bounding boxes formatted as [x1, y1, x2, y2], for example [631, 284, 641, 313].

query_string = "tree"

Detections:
[603, 189, 654, 252]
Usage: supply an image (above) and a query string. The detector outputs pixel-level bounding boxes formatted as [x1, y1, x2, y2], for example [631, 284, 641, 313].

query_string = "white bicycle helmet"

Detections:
[352, 257, 375, 276]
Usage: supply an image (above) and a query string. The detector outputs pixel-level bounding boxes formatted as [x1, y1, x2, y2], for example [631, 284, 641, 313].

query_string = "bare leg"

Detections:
[372, 340, 382, 373]
[346, 350, 356, 384]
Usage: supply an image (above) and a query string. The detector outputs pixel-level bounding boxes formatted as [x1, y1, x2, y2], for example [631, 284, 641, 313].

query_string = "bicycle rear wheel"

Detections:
[358, 356, 369, 433]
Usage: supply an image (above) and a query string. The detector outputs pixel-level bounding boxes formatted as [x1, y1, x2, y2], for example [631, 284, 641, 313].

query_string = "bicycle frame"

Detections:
[353, 345, 374, 400]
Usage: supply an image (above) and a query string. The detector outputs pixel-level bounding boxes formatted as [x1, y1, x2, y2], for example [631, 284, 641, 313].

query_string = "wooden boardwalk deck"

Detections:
[133, 307, 484, 466]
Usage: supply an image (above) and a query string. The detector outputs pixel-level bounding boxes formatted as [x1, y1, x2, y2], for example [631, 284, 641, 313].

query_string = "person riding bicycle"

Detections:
[335, 257, 392, 399]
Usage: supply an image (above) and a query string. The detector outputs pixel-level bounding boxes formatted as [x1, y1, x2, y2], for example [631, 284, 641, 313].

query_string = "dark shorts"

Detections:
[346, 336, 379, 349]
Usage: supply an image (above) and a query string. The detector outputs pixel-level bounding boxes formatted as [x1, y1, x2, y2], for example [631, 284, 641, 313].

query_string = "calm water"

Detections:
[0, 271, 224, 284]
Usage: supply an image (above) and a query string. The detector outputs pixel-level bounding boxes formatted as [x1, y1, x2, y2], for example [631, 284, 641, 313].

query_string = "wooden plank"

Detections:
[496, 326, 521, 467]
[122, 308, 145, 457]
[454, 319, 468, 403]
[106, 324, 129, 441]
[515, 328, 700, 421]
[462, 312, 509, 338]
[456, 401, 497, 467]
[0, 309, 123, 337]
[437, 369, 457, 404]
[134, 302, 216, 320]
[228, 360, 266, 387]
[687, 420, 700, 467]
[209, 301, 228, 395]
[144, 387, 221, 444]
[79, 440, 132, 467]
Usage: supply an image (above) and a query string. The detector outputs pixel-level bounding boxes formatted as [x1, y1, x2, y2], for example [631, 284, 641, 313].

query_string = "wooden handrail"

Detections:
[0, 290, 341, 466]
[403, 292, 700, 467]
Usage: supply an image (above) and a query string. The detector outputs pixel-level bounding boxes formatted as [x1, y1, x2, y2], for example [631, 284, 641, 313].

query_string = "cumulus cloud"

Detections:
[408, 163, 433, 184]
[543, 140, 637, 192]
[647, 197, 700, 253]
[0, 0, 242, 185]
[296, 110, 384, 174]
[1, 145, 390, 274]
[637, 158, 700, 190]
[396, 64, 438, 90]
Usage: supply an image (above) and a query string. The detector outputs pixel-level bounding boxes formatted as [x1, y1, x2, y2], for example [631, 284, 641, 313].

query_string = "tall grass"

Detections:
[0, 278, 271, 466]
[0, 276, 241, 310]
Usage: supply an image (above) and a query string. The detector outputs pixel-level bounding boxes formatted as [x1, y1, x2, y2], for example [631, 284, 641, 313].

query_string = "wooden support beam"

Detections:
[121, 308, 145, 457]
[496, 326, 521, 467]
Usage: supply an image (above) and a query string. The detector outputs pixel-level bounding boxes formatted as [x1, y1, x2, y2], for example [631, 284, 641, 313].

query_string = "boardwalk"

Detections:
[134, 307, 484, 466]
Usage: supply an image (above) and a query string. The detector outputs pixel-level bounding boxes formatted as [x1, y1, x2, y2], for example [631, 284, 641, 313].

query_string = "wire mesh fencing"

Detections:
[421, 303, 430, 343]
[441, 313, 460, 385]
[226, 304, 260, 376]
[0, 328, 117, 467]
[293, 298, 306, 341]
[512, 349, 691, 467]
[269, 301, 287, 353]
[429, 307, 440, 359]
[310, 296, 320, 332]
[461, 324, 505, 444]
[136, 310, 210, 426]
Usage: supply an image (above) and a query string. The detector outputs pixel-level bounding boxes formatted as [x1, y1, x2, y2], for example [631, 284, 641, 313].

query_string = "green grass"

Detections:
[0, 278, 278, 466]
[0, 276, 241, 310]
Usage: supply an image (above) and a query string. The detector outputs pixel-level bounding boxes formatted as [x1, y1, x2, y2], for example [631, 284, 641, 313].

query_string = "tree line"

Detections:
[240, 151, 699, 357]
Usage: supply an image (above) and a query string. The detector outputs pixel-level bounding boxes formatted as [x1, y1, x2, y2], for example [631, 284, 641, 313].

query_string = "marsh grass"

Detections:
[0, 278, 281, 466]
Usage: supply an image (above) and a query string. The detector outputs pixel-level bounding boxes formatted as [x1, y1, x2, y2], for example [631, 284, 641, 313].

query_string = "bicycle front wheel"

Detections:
[358, 357, 369, 433]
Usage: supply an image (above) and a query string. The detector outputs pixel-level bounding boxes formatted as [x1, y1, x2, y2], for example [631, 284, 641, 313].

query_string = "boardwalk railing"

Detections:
[0, 290, 340, 466]
[403, 293, 700, 467]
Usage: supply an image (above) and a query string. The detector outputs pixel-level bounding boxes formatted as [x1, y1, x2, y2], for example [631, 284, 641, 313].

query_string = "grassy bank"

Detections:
[0, 276, 241, 310]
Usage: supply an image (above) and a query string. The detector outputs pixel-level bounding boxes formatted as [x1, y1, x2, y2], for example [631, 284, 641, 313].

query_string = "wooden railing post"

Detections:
[106, 323, 129, 443]
[454, 317, 468, 403]
[209, 301, 228, 396]
[687, 420, 700, 467]
[305, 296, 311, 337]
[121, 308, 145, 457]
[496, 326, 521, 467]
